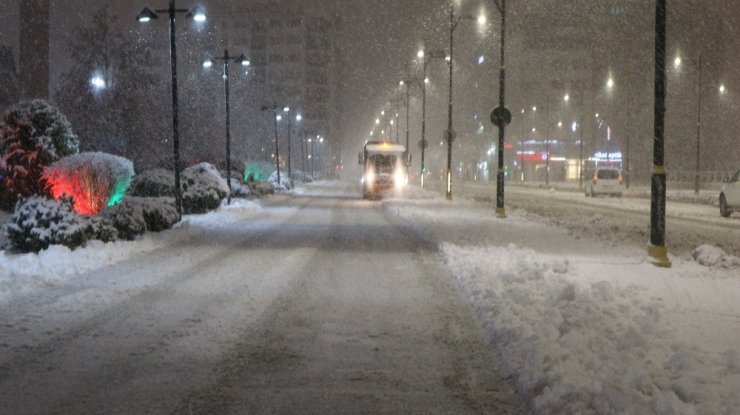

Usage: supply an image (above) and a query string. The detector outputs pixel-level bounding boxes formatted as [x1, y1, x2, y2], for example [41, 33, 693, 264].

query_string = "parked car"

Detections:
[720, 169, 740, 217]
[585, 167, 623, 197]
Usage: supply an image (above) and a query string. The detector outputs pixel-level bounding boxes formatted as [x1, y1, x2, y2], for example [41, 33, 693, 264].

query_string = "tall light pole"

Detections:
[137, 1, 206, 217]
[490, 0, 509, 217]
[417, 49, 446, 188]
[287, 112, 301, 183]
[202, 50, 249, 205]
[260, 102, 284, 186]
[444, 5, 482, 200]
[400, 77, 423, 169]
[649, 0, 671, 267]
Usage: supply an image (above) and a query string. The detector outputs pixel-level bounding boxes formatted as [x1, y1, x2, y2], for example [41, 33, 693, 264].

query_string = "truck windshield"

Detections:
[369, 154, 397, 174]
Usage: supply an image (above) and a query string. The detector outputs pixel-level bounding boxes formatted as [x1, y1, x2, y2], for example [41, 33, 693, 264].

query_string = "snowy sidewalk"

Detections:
[386, 189, 740, 414]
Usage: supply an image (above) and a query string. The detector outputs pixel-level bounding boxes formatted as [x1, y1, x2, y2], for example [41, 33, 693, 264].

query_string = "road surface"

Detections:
[0, 183, 525, 414]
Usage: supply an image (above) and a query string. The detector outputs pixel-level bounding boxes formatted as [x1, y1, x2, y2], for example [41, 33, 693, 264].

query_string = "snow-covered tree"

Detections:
[0, 99, 79, 211]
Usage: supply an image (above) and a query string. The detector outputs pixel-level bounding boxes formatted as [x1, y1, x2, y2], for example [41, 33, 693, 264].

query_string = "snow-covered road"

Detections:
[0, 184, 524, 414]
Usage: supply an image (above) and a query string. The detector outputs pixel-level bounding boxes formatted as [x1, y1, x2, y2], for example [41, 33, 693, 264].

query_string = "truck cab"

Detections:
[359, 141, 408, 199]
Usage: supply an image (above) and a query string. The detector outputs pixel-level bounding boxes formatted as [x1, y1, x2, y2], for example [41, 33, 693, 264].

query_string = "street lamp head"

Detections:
[564, 94, 570, 102]
[296, 114, 302, 122]
[375, 118, 380, 124]
[186, 6, 207, 22]
[445, 55, 451, 62]
[719, 84, 727, 94]
[674, 56, 682, 69]
[202, 58, 213, 68]
[558, 121, 563, 128]
[606, 77, 614, 89]
[276, 114, 282, 121]
[417, 49, 425, 59]
[399, 80, 404, 86]
[90, 75, 106, 90]
[477, 14, 487, 26]
[136, 7, 158, 22]
[236, 54, 250, 66]
[532, 106, 537, 112]
[424, 77, 429, 84]
[283, 106, 290, 112]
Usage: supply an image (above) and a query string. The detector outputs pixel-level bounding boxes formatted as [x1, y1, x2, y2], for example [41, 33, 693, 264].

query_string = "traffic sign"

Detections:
[491, 106, 512, 128]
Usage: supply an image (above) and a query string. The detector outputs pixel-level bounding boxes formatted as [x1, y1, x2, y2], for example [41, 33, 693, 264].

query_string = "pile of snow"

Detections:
[442, 242, 740, 414]
[0, 199, 262, 305]
[692, 244, 740, 268]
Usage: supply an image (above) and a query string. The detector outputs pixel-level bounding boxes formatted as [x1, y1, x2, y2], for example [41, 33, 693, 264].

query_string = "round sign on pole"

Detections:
[443, 129, 457, 142]
[418, 139, 428, 150]
[491, 106, 512, 128]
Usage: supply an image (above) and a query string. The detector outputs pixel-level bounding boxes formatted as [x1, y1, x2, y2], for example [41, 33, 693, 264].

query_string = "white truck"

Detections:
[359, 141, 408, 199]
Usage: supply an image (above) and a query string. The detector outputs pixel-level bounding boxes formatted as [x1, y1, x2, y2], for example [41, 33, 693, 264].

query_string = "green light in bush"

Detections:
[107, 178, 131, 207]
[243, 163, 263, 181]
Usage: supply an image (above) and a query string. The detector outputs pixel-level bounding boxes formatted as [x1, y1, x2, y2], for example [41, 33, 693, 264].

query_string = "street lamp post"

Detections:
[418, 49, 446, 188]
[288, 112, 301, 183]
[202, 49, 249, 205]
[491, 0, 509, 217]
[400, 77, 423, 169]
[137, 1, 206, 217]
[443, 5, 481, 200]
[649, 0, 671, 267]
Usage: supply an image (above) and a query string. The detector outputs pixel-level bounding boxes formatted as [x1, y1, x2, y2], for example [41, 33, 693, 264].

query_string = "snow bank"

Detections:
[692, 244, 740, 268]
[0, 199, 262, 305]
[442, 243, 740, 414]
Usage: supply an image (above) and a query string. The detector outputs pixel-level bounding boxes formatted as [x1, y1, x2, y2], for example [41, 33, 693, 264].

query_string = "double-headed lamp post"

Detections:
[399, 78, 423, 169]
[416, 49, 446, 188]
[444, 5, 484, 200]
[137, 1, 206, 218]
[287, 111, 301, 182]
[260, 103, 288, 186]
[203, 50, 249, 205]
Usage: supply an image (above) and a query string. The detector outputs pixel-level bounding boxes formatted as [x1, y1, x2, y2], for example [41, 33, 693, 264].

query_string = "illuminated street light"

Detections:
[564, 94, 569, 102]
[607, 77, 614, 89]
[201, 48, 249, 204]
[719, 84, 726, 94]
[674, 56, 682, 69]
[90, 75, 106, 90]
[417, 48, 446, 187]
[137, 0, 207, 218]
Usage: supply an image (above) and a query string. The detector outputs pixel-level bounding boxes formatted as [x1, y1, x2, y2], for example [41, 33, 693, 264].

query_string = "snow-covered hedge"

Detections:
[43, 152, 134, 215]
[103, 196, 178, 240]
[182, 162, 229, 214]
[228, 178, 251, 198]
[128, 168, 175, 198]
[268, 170, 292, 192]
[2, 196, 104, 252]
[0, 100, 79, 211]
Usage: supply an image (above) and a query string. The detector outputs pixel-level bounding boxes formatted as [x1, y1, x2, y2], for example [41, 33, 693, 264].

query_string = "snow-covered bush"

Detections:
[43, 152, 134, 215]
[182, 162, 229, 214]
[103, 197, 178, 240]
[127, 168, 175, 198]
[228, 178, 251, 198]
[2, 196, 93, 252]
[268, 170, 292, 192]
[0, 100, 79, 210]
